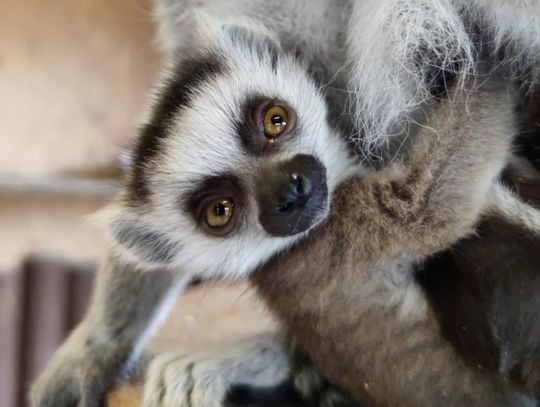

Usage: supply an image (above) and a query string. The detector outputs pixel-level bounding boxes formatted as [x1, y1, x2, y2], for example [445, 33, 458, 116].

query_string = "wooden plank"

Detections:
[19, 257, 72, 405]
[107, 384, 142, 407]
[0, 269, 23, 407]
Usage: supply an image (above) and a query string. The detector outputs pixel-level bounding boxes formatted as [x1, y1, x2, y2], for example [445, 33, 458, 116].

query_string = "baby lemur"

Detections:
[251, 84, 536, 406]
[31, 0, 540, 406]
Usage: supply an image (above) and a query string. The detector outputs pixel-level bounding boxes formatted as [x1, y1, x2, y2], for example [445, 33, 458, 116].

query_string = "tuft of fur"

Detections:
[346, 0, 474, 154]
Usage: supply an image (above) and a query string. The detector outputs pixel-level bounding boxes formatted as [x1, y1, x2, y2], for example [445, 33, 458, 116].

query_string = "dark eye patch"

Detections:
[184, 174, 246, 235]
[110, 218, 180, 265]
[236, 95, 296, 156]
[125, 52, 226, 207]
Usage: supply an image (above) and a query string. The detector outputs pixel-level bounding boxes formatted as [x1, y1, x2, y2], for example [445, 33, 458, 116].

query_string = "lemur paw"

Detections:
[142, 333, 290, 407]
[31, 355, 109, 407]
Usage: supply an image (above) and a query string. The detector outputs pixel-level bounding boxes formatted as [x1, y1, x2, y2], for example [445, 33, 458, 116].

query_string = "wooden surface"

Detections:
[0, 270, 23, 407]
[108, 384, 143, 407]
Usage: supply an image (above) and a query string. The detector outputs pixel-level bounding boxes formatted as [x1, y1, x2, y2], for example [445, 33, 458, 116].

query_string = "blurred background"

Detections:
[0, 1, 275, 406]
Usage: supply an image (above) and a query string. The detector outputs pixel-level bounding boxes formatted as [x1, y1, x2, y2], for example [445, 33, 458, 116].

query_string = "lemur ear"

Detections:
[154, 6, 219, 54]
[217, 23, 282, 54]
[155, 3, 282, 56]
[95, 206, 179, 268]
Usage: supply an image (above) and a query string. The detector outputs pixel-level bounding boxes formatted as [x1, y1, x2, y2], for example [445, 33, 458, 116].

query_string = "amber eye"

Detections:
[262, 105, 289, 138]
[205, 198, 235, 228]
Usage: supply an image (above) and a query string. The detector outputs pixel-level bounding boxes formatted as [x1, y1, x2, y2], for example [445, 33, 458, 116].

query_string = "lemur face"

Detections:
[107, 26, 354, 279]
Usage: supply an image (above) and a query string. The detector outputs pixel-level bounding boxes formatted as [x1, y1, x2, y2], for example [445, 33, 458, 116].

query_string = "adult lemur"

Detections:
[31, 0, 540, 406]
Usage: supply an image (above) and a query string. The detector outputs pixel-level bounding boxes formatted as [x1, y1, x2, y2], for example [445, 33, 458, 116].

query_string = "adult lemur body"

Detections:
[31, 0, 540, 406]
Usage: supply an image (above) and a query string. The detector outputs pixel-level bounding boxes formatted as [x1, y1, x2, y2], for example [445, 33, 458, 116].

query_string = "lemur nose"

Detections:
[257, 154, 328, 237]
[276, 173, 311, 213]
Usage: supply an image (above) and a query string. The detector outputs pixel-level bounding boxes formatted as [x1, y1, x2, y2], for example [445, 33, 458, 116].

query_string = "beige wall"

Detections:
[0, 0, 161, 177]
[0, 0, 160, 269]
[0, 194, 109, 269]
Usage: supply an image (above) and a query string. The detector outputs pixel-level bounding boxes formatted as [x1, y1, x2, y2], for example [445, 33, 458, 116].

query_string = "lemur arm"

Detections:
[30, 250, 187, 407]
[355, 84, 515, 258]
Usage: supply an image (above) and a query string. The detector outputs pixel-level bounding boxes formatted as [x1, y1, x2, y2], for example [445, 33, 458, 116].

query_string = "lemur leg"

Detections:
[340, 267, 535, 406]
[31, 251, 187, 407]
[142, 332, 291, 407]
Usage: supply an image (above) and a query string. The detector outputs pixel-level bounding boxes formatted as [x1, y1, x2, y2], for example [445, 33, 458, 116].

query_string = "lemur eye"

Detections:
[205, 198, 235, 228]
[244, 99, 296, 154]
[263, 105, 289, 138]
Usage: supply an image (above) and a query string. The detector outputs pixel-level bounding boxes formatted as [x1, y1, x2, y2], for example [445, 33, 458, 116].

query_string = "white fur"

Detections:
[467, 0, 540, 60]
[347, 0, 474, 152]
[155, 0, 350, 70]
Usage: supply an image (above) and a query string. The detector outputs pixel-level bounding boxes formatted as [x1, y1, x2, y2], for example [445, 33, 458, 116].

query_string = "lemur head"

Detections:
[106, 22, 355, 278]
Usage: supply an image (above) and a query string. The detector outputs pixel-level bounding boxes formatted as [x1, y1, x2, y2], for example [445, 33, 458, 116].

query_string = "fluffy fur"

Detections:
[346, 0, 540, 154]
[137, 84, 540, 407]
